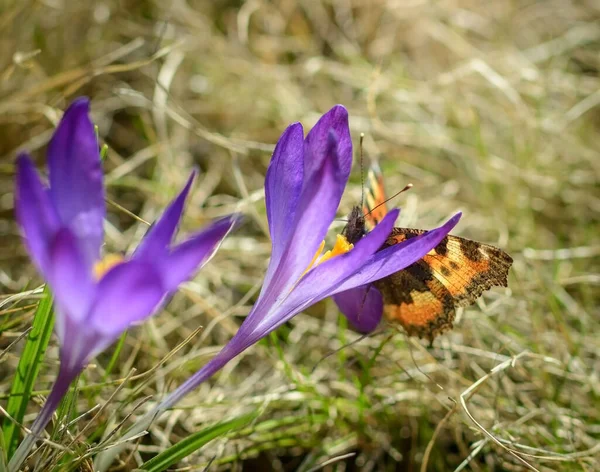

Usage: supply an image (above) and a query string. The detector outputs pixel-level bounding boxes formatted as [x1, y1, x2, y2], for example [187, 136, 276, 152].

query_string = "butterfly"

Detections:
[343, 163, 513, 342]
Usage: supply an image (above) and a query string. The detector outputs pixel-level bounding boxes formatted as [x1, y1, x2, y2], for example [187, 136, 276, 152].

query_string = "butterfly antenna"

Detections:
[359, 133, 365, 209]
[363, 182, 413, 218]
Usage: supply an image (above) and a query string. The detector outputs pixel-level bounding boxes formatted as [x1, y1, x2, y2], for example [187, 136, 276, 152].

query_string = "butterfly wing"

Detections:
[375, 259, 456, 341]
[358, 163, 513, 341]
[375, 228, 513, 341]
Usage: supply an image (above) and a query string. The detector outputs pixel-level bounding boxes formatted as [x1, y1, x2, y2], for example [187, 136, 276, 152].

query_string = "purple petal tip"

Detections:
[321, 105, 349, 129]
[16, 152, 33, 169]
[387, 208, 400, 220]
[184, 170, 198, 191]
[227, 213, 244, 230]
[61, 98, 91, 121]
[57, 98, 93, 134]
[329, 104, 348, 117]
[69, 96, 91, 108]
[288, 121, 303, 132]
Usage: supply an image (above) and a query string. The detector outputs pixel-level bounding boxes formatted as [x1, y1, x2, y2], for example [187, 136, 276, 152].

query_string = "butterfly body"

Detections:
[343, 166, 513, 342]
[343, 206, 367, 246]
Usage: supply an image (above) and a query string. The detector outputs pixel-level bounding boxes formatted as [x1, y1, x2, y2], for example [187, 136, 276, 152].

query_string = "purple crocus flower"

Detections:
[9, 98, 239, 471]
[157, 105, 460, 406]
[95, 105, 460, 470]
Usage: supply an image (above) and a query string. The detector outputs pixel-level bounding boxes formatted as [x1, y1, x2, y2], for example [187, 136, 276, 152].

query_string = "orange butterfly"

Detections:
[343, 164, 513, 342]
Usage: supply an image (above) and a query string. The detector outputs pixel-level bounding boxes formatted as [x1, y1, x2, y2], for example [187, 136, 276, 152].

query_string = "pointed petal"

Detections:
[15, 154, 60, 275]
[47, 228, 95, 333]
[304, 105, 352, 183]
[262, 130, 348, 297]
[333, 213, 462, 294]
[47, 98, 105, 267]
[264, 123, 304, 265]
[158, 215, 240, 292]
[87, 260, 164, 337]
[333, 285, 383, 333]
[134, 171, 196, 262]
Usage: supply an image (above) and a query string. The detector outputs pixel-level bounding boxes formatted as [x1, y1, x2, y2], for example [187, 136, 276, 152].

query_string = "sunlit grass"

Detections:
[1, 0, 598, 470]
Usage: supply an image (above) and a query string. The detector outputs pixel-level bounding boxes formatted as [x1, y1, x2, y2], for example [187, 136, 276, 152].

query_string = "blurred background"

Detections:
[1, 0, 599, 470]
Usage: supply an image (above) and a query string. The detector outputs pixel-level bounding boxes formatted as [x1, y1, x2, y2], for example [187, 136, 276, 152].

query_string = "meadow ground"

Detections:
[1, 1, 599, 471]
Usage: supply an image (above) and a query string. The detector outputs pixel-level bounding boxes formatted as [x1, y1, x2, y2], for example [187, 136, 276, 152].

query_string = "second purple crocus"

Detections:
[9, 98, 239, 472]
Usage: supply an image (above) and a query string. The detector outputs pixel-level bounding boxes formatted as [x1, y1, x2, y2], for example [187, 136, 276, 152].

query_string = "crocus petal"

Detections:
[157, 215, 240, 292]
[87, 260, 164, 338]
[333, 213, 462, 294]
[14, 154, 60, 274]
[134, 171, 196, 262]
[264, 123, 304, 265]
[47, 98, 105, 268]
[47, 227, 95, 341]
[333, 285, 383, 333]
[304, 105, 352, 183]
[263, 131, 348, 298]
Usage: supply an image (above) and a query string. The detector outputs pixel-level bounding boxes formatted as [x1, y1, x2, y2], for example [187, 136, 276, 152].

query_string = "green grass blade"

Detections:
[0, 430, 8, 472]
[139, 413, 255, 472]
[2, 285, 55, 459]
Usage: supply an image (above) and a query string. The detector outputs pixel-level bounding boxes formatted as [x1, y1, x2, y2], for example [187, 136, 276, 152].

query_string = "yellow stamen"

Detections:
[301, 234, 354, 279]
[319, 234, 354, 264]
[93, 254, 124, 280]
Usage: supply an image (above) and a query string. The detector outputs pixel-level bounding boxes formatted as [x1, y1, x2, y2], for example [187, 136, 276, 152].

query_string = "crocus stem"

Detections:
[8, 365, 79, 472]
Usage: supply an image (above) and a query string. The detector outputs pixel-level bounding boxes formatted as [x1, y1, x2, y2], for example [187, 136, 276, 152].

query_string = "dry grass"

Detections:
[1, 0, 599, 470]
